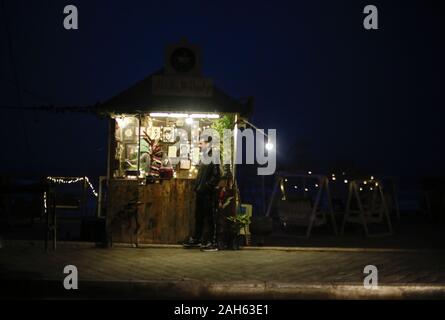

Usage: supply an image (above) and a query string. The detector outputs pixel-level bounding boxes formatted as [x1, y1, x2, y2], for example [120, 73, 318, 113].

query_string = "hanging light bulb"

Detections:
[116, 117, 128, 129]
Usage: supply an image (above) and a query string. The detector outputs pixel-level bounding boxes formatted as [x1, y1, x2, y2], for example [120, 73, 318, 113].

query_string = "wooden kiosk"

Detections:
[97, 39, 252, 245]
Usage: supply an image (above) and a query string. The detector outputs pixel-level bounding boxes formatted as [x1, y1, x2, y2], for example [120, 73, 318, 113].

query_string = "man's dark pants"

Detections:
[193, 192, 217, 244]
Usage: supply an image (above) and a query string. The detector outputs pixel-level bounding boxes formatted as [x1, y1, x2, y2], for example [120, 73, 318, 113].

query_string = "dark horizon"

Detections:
[1, 0, 444, 180]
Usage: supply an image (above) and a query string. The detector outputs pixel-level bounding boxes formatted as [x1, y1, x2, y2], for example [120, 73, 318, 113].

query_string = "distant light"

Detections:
[360, 187, 363, 191]
[265, 143, 274, 151]
[371, 176, 374, 180]
[285, 179, 288, 182]
[342, 172, 346, 176]
[304, 188, 309, 192]
[344, 179, 348, 184]
[115, 117, 128, 128]
[294, 186, 298, 189]
[332, 177, 336, 181]
[315, 184, 319, 188]
[308, 171, 312, 175]
[364, 181, 367, 185]
[185, 117, 193, 125]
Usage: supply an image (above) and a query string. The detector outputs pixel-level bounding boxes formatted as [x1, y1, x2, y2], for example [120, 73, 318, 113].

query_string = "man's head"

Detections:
[199, 135, 212, 152]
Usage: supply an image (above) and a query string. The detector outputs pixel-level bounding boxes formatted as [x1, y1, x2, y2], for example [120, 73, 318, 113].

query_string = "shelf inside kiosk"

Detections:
[112, 113, 222, 182]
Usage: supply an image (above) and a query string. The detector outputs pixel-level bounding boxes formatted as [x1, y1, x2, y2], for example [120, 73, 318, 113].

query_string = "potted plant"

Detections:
[226, 213, 251, 250]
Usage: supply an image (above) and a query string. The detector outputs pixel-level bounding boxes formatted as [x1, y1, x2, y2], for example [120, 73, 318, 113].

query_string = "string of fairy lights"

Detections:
[46, 176, 98, 197]
[43, 176, 98, 214]
[280, 171, 381, 198]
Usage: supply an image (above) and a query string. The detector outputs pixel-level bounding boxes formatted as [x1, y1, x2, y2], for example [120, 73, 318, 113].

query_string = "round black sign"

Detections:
[170, 47, 196, 73]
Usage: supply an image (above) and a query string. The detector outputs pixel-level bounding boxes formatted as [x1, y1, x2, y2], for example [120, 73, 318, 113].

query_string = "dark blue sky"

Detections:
[1, 0, 444, 178]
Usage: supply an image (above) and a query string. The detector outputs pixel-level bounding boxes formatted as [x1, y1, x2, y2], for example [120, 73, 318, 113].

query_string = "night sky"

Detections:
[1, 0, 444, 179]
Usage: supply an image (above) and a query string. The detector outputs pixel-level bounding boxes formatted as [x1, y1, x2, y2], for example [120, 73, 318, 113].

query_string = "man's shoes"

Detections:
[200, 242, 219, 252]
[183, 237, 201, 248]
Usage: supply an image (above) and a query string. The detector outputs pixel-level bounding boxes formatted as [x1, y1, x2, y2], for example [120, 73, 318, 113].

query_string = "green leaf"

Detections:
[222, 196, 234, 209]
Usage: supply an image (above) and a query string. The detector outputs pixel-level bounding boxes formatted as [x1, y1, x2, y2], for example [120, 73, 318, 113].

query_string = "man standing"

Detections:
[183, 136, 221, 251]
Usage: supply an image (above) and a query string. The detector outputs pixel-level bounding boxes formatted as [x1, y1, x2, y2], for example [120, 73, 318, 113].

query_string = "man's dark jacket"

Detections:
[194, 161, 221, 194]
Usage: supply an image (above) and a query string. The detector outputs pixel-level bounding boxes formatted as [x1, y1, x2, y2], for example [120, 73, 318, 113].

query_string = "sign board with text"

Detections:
[152, 75, 213, 97]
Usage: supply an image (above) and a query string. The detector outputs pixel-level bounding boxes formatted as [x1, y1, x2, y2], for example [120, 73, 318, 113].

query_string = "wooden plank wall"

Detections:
[107, 179, 196, 244]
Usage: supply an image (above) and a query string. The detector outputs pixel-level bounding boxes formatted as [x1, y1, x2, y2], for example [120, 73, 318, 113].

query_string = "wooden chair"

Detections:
[341, 179, 393, 237]
[45, 177, 89, 251]
[266, 173, 337, 239]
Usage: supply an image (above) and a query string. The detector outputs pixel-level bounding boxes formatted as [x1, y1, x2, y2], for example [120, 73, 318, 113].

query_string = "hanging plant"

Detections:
[212, 114, 235, 178]
[212, 114, 235, 136]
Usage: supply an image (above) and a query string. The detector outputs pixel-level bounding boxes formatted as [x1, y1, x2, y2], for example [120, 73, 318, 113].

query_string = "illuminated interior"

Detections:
[112, 113, 222, 181]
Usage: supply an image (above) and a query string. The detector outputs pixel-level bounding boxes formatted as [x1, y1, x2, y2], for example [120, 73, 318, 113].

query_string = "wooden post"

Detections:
[341, 182, 353, 235]
[81, 177, 87, 217]
[378, 183, 393, 235]
[45, 187, 57, 252]
[137, 114, 141, 176]
[45, 188, 49, 252]
[97, 176, 106, 218]
[107, 118, 114, 184]
[52, 191, 57, 251]
[392, 181, 401, 220]
[265, 176, 280, 217]
[324, 177, 338, 235]
[233, 114, 239, 212]
[353, 182, 369, 237]
[306, 177, 323, 238]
